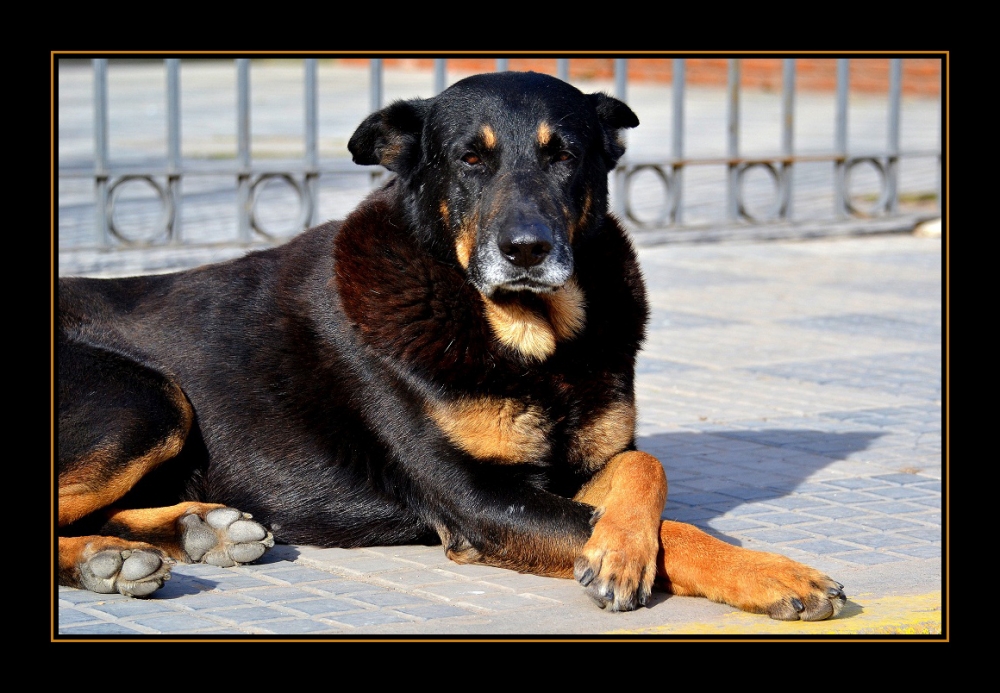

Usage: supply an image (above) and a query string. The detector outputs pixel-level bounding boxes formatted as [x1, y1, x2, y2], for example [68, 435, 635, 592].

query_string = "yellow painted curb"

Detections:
[606, 591, 942, 636]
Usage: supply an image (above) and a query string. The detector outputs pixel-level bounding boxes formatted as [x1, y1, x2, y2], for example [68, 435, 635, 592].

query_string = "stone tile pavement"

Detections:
[55, 230, 945, 639]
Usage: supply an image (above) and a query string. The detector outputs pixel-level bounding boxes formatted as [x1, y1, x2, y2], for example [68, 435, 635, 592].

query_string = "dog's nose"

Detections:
[498, 223, 553, 268]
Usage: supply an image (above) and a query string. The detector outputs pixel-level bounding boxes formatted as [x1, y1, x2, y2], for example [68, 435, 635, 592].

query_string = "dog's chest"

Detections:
[424, 376, 636, 471]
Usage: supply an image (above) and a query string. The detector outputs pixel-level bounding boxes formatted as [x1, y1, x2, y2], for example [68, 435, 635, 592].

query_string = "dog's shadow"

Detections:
[154, 428, 879, 601]
[639, 428, 884, 541]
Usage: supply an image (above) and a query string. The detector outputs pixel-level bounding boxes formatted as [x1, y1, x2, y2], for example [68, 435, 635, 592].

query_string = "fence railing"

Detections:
[57, 57, 942, 257]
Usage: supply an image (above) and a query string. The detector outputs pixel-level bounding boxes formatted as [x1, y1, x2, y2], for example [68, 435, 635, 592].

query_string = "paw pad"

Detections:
[179, 507, 274, 567]
[80, 548, 172, 598]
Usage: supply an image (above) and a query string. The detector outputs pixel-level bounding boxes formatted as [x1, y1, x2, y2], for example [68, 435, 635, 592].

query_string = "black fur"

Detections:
[58, 71, 649, 594]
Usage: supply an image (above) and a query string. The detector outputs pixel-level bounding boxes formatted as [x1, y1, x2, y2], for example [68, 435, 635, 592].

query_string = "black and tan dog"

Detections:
[58, 71, 846, 619]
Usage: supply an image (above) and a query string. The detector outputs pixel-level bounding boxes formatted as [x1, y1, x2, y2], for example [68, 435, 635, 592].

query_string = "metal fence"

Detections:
[56, 57, 942, 265]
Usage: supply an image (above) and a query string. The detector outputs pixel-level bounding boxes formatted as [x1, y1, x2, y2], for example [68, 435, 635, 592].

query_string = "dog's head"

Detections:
[348, 71, 638, 300]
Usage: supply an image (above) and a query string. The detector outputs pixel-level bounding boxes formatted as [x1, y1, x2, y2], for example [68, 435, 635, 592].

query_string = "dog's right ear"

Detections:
[348, 98, 429, 176]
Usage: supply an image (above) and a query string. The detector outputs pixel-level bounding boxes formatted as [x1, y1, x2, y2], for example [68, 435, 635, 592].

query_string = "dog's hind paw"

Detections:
[79, 548, 173, 598]
[178, 507, 275, 567]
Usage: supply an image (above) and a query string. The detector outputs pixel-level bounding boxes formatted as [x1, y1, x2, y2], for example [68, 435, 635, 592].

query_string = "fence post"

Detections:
[305, 58, 319, 227]
[166, 58, 182, 243]
[92, 58, 110, 247]
[834, 59, 850, 217]
[236, 59, 252, 243]
[726, 59, 741, 221]
[672, 58, 685, 225]
[780, 58, 796, 220]
[613, 58, 628, 220]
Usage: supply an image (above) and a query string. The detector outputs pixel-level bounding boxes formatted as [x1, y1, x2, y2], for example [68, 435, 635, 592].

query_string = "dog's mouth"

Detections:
[494, 276, 563, 294]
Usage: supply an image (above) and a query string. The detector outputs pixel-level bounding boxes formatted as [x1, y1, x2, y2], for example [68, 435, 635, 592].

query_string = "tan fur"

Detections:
[58, 395, 191, 527]
[655, 521, 843, 618]
[482, 279, 585, 361]
[454, 206, 477, 269]
[483, 297, 558, 361]
[570, 400, 636, 471]
[481, 124, 496, 149]
[574, 451, 668, 600]
[427, 395, 551, 463]
[541, 278, 586, 342]
[537, 121, 551, 146]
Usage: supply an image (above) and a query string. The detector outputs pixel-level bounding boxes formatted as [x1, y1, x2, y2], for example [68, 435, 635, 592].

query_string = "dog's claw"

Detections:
[574, 560, 596, 587]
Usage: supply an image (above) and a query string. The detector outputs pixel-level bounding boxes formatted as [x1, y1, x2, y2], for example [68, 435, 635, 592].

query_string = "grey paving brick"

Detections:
[58, 606, 101, 624]
[326, 610, 414, 627]
[738, 527, 817, 543]
[392, 603, 477, 620]
[280, 598, 359, 616]
[129, 613, 227, 632]
[60, 622, 150, 635]
[256, 618, 351, 634]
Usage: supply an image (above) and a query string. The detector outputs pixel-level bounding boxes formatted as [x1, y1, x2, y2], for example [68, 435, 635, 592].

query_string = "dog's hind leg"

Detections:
[59, 504, 275, 598]
[58, 341, 272, 596]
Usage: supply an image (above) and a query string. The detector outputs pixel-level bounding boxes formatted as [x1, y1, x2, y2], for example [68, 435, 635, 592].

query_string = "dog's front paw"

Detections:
[573, 515, 658, 612]
[79, 547, 173, 598]
[753, 559, 847, 621]
[703, 549, 846, 621]
[178, 507, 274, 567]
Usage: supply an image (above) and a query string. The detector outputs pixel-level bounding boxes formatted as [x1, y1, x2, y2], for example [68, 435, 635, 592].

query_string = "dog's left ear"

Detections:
[587, 93, 640, 172]
[348, 98, 429, 176]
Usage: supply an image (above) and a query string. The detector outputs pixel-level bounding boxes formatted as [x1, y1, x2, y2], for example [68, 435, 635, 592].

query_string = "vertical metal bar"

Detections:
[612, 59, 628, 220]
[886, 58, 902, 214]
[557, 58, 569, 82]
[434, 59, 446, 94]
[369, 58, 383, 113]
[726, 59, 741, 221]
[369, 59, 384, 188]
[236, 58, 252, 242]
[495, 58, 509, 72]
[614, 59, 627, 101]
[780, 58, 795, 219]
[305, 58, 319, 227]
[672, 58, 685, 224]
[166, 58, 182, 243]
[93, 58, 109, 246]
[834, 58, 849, 217]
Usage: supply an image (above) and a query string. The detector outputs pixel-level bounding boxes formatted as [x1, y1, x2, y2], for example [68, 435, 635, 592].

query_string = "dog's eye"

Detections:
[462, 153, 483, 166]
[554, 151, 574, 163]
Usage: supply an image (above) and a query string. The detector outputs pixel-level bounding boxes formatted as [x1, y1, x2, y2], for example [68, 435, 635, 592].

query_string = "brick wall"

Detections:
[340, 58, 942, 96]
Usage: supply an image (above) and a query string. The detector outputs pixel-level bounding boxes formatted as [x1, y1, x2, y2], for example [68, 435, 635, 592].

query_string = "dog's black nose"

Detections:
[498, 223, 553, 268]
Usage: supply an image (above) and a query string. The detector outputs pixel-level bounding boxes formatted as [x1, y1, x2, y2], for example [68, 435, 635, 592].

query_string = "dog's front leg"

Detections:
[655, 521, 847, 620]
[572, 450, 667, 611]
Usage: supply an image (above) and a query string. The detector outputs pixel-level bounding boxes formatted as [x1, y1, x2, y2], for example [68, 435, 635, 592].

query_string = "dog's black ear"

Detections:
[587, 92, 640, 171]
[348, 98, 429, 175]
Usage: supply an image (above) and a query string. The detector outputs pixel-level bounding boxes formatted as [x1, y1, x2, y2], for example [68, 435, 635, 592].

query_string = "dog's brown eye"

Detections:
[462, 153, 482, 166]
[555, 151, 574, 163]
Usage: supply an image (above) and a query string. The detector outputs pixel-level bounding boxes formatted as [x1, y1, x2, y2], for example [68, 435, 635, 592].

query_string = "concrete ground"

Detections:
[55, 230, 944, 639]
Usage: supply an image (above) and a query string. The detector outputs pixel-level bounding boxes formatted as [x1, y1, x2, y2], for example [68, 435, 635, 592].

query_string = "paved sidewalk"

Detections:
[55, 231, 944, 639]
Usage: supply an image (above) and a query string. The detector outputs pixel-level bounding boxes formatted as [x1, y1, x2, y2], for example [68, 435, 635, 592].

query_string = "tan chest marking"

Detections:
[427, 396, 551, 463]
[570, 401, 636, 472]
[484, 279, 586, 362]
